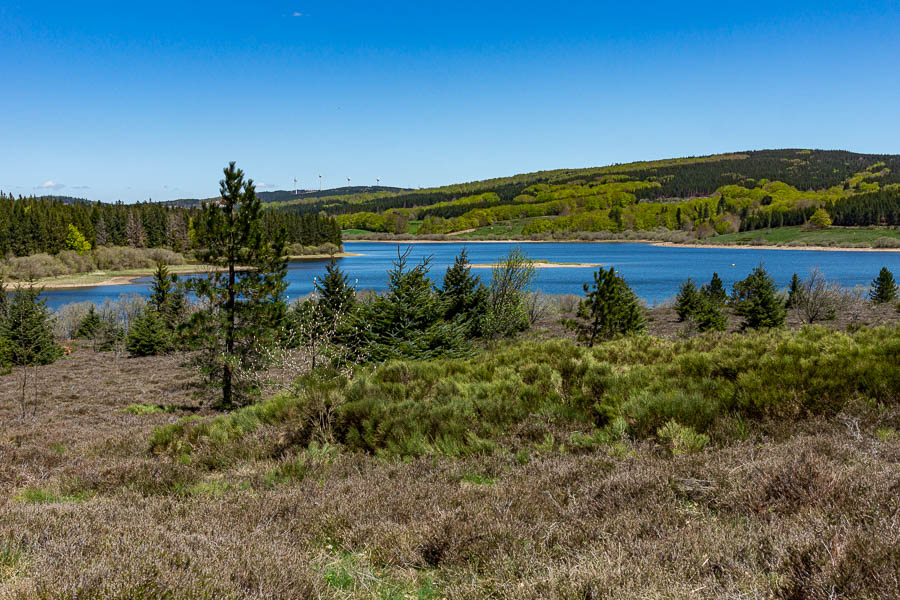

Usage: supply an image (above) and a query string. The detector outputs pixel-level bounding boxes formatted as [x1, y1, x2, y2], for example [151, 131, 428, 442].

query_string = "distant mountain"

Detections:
[161, 185, 410, 208]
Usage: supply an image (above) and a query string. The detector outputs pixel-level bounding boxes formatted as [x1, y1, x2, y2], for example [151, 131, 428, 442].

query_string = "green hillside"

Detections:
[266, 150, 900, 243]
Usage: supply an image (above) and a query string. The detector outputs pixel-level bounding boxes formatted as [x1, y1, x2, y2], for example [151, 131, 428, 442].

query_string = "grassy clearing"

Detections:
[708, 225, 900, 247]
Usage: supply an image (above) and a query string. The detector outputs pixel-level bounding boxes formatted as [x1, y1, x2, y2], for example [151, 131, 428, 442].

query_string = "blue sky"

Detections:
[1, 1, 899, 202]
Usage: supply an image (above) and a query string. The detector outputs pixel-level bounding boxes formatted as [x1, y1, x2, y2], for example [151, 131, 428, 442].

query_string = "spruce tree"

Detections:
[0, 285, 63, 417]
[786, 273, 803, 308]
[693, 295, 727, 332]
[870, 267, 898, 304]
[76, 305, 104, 339]
[702, 272, 728, 306]
[438, 249, 489, 336]
[674, 278, 702, 322]
[149, 262, 185, 320]
[565, 267, 645, 346]
[362, 246, 468, 361]
[314, 259, 356, 323]
[184, 162, 288, 408]
[731, 264, 786, 329]
[126, 310, 173, 356]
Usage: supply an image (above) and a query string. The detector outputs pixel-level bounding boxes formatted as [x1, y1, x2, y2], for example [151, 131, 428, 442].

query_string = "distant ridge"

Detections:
[161, 185, 410, 208]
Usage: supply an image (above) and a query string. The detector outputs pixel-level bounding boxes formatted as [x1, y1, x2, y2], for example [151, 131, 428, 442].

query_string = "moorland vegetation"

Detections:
[1, 163, 899, 598]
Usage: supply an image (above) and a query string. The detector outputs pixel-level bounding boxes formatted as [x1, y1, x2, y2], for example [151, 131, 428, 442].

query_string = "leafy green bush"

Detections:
[656, 419, 709, 455]
[152, 326, 900, 461]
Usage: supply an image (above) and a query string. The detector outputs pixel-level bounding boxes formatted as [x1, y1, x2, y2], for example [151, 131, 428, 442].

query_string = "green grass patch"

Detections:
[876, 427, 899, 441]
[0, 541, 26, 583]
[126, 403, 178, 415]
[709, 226, 900, 247]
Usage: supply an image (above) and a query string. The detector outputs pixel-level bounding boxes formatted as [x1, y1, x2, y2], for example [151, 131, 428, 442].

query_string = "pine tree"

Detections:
[314, 259, 356, 323]
[565, 267, 645, 346]
[362, 246, 469, 361]
[75, 305, 104, 338]
[693, 295, 727, 332]
[438, 249, 489, 336]
[0, 284, 63, 417]
[701, 272, 728, 306]
[184, 162, 288, 408]
[786, 273, 803, 308]
[149, 262, 184, 320]
[126, 310, 173, 356]
[870, 267, 898, 304]
[674, 278, 702, 322]
[731, 264, 786, 329]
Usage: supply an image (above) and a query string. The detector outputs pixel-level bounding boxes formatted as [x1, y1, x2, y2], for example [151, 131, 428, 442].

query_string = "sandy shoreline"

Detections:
[471, 262, 601, 269]
[14, 253, 365, 290]
[345, 239, 900, 252]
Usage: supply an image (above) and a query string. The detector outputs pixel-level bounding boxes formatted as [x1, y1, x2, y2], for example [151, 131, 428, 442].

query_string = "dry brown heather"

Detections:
[0, 342, 899, 599]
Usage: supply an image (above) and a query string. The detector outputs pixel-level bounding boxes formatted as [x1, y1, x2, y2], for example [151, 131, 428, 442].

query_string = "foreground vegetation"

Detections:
[1, 324, 898, 598]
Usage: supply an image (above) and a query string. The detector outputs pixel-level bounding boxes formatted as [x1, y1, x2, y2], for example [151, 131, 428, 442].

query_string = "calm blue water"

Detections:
[41, 242, 900, 310]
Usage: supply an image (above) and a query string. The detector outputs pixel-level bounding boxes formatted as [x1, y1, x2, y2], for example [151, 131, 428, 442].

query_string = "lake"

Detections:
[40, 241, 900, 310]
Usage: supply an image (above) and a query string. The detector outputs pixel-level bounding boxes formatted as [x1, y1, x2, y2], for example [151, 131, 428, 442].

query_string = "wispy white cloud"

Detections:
[292, 11, 303, 17]
[255, 181, 277, 189]
[71, 185, 91, 190]
[37, 180, 65, 191]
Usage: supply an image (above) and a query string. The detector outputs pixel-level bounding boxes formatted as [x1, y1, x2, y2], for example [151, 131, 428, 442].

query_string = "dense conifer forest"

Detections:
[0, 193, 342, 258]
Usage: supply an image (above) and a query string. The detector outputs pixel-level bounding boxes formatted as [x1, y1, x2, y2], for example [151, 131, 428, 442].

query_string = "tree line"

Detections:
[0, 192, 342, 258]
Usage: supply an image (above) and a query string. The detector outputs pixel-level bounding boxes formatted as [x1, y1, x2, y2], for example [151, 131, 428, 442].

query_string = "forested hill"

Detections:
[268, 149, 900, 237]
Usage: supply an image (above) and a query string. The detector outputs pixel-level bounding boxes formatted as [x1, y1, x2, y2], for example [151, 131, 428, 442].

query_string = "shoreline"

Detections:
[14, 252, 365, 291]
[471, 261, 601, 269]
[344, 238, 900, 252]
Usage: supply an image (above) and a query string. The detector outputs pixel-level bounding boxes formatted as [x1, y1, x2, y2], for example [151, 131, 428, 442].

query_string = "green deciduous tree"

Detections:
[731, 264, 786, 329]
[808, 208, 832, 229]
[484, 247, 535, 341]
[870, 267, 898, 304]
[65, 224, 91, 254]
[565, 266, 645, 346]
[184, 162, 288, 408]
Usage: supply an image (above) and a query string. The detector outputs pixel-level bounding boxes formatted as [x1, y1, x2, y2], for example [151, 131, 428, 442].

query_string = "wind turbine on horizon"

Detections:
[318, 174, 322, 191]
